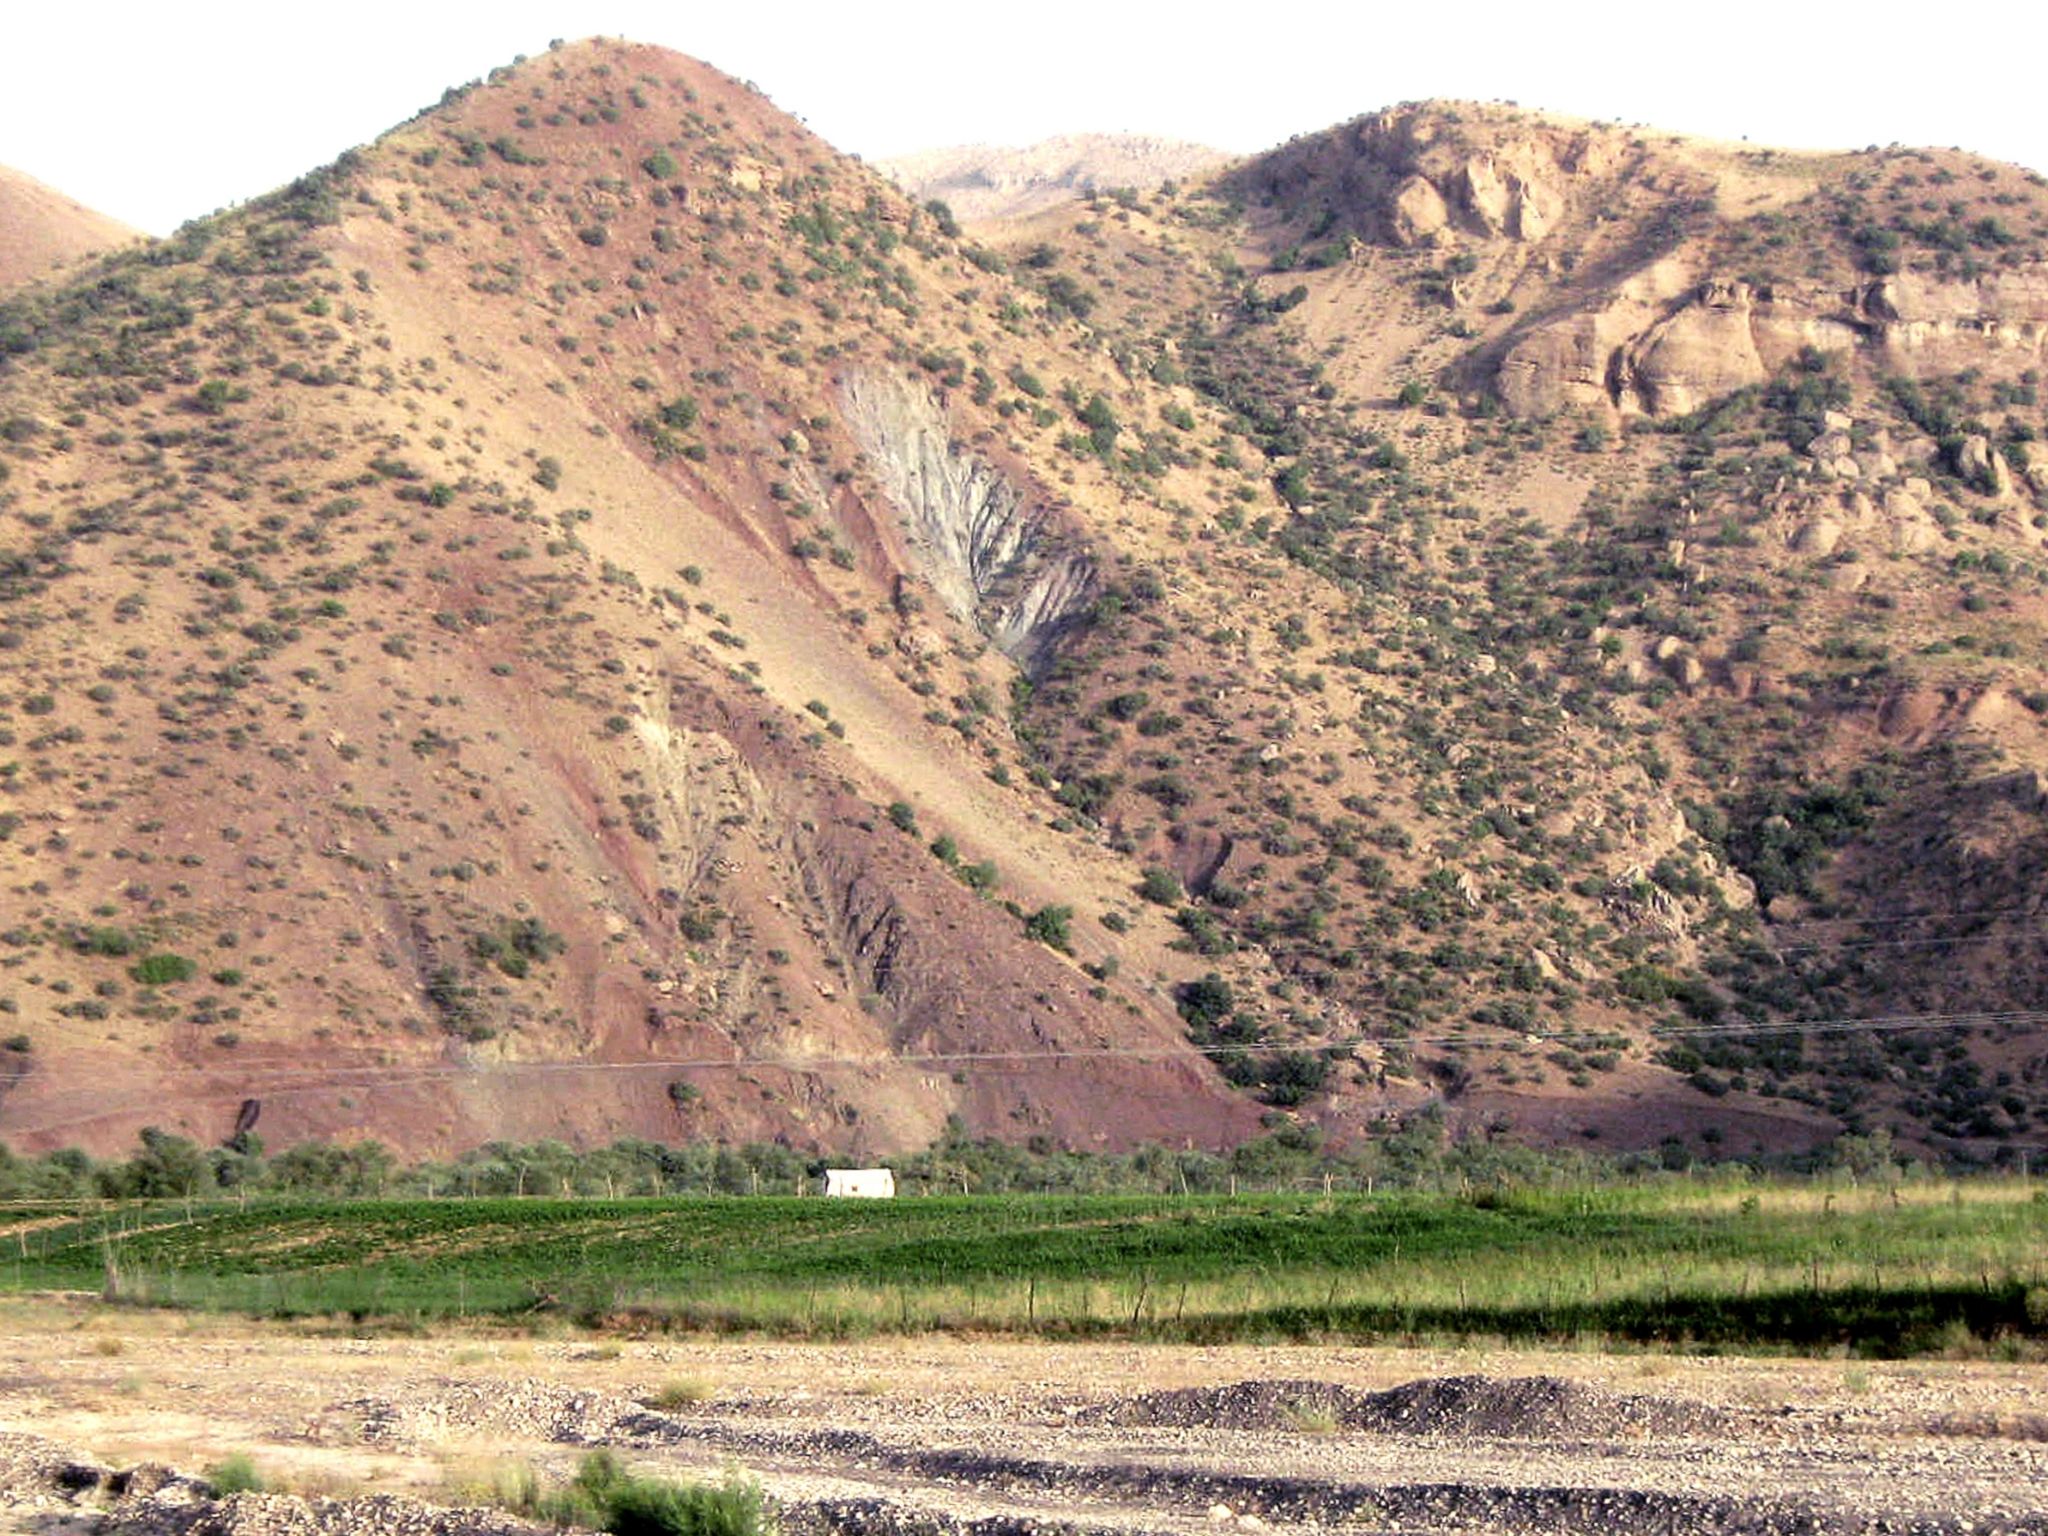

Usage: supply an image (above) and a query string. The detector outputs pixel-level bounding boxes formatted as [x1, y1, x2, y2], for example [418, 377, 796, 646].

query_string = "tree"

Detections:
[1177, 973, 1235, 1030]
[1137, 867, 1183, 906]
[1078, 393, 1119, 455]
[104, 1127, 210, 1198]
[1024, 904, 1073, 952]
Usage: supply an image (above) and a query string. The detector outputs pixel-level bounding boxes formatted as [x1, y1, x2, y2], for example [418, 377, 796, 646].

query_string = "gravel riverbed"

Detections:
[1, 1299, 2042, 1536]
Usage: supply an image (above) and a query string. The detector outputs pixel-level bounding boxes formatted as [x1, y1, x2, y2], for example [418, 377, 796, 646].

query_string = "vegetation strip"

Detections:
[5, 1181, 2041, 1354]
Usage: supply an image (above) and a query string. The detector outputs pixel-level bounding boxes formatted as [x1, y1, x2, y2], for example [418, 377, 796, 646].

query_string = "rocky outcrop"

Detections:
[1500, 277, 1867, 418]
[1233, 103, 1623, 256]
[1862, 268, 2048, 361]
[1389, 175, 1450, 247]
[841, 370, 1095, 671]
[1499, 265, 2048, 420]
[1958, 435, 2015, 498]
[1627, 281, 1770, 416]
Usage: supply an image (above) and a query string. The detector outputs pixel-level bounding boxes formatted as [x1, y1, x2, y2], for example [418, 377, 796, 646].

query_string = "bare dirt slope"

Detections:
[1, 1301, 2045, 1535]
[0, 165, 137, 290]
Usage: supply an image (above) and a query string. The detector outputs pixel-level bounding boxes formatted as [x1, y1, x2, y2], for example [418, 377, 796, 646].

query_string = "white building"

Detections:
[820, 1167, 896, 1198]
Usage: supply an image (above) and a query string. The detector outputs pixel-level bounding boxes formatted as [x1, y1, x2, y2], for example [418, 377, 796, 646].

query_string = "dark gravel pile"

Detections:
[1077, 1374, 1727, 1438]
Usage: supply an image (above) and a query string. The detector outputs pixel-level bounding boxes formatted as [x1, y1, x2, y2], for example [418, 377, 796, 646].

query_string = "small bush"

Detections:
[1137, 867, 1183, 906]
[131, 953, 196, 986]
[605, 1469, 770, 1536]
[644, 1377, 715, 1409]
[209, 1454, 266, 1495]
[532, 1454, 772, 1536]
[1023, 905, 1073, 952]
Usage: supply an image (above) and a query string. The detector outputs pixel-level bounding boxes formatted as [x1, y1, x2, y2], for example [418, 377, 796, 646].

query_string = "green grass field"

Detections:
[4, 1180, 2043, 1355]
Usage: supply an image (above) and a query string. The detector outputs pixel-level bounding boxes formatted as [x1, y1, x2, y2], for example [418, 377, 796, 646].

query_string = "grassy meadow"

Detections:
[2, 1179, 2043, 1355]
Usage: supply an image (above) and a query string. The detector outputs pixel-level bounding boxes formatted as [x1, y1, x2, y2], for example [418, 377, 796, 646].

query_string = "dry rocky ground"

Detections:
[0, 1298, 2043, 1535]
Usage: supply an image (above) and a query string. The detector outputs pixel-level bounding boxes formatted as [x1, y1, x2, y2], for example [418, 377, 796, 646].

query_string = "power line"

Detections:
[5, 1007, 2041, 1142]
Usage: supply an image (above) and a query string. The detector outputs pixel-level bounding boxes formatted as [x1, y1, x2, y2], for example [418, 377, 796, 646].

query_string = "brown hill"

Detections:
[945, 103, 2048, 1159]
[0, 164, 138, 291]
[3, 60, 2047, 1166]
[881, 134, 1230, 225]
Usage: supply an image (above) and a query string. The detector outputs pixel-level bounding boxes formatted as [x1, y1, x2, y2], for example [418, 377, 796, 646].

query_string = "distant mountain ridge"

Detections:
[881, 133, 1231, 223]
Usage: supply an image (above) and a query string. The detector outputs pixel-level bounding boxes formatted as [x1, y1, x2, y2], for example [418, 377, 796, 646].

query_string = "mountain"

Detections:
[0, 165, 138, 291]
[881, 135, 1230, 224]
[3, 51, 2047, 1166]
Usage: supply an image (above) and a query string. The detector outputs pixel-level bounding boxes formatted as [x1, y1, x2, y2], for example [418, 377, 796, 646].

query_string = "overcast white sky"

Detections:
[6, 0, 2046, 235]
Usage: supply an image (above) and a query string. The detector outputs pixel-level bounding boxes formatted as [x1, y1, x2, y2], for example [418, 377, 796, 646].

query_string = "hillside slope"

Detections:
[3, 62, 2047, 1165]
[0, 42, 1274, 1158]
[0, 165, 138, 291]
[951, 103, 2048, 1160]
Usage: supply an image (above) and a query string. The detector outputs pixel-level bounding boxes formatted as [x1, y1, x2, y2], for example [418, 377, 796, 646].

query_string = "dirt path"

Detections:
[2, 1301, 2044, 1535]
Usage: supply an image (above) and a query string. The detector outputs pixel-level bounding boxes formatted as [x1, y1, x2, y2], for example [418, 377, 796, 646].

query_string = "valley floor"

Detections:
[0, 1298, 2043, 1535]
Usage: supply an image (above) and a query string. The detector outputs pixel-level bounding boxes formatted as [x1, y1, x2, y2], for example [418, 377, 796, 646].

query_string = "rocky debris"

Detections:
[782, 1502, 1112, 1536]
[0, 1434, 539, 1536]
[1928, 1409, 2048, 1442]
[0, 1431, 116, 1499]
[1073, 1374, 1726, 1441]
[7, 1345, 2048, 1536]
[101, 1493, 544, 1536]
[326, 1383, 635, 1450]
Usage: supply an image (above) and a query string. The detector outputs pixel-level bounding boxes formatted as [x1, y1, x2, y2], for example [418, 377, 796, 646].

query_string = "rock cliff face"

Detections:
[1241, 103, 2048, 424]
[1240, 104, 1620, 250]
[1500, 269, 2048, 419]
[842, 370, 1095, 671]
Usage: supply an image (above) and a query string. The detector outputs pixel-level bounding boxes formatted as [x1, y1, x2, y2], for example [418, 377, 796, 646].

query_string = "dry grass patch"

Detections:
[643, 1376, 715, 1409]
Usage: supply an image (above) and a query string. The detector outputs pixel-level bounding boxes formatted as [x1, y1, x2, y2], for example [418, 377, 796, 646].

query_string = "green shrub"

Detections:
[605, 1470, 769, 1536]
[471, 918, 566, 978]
[535, 1454, 770, 1536]
[131, 953, 196, 986]
[208, 1454, 266, 1495]
[1137, 867, 1183, 906]
[1023, 905, 1073, 952]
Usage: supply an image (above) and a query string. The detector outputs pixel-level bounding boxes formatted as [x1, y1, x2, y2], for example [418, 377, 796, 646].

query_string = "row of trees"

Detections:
[0, 1115, 1955, 1204]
